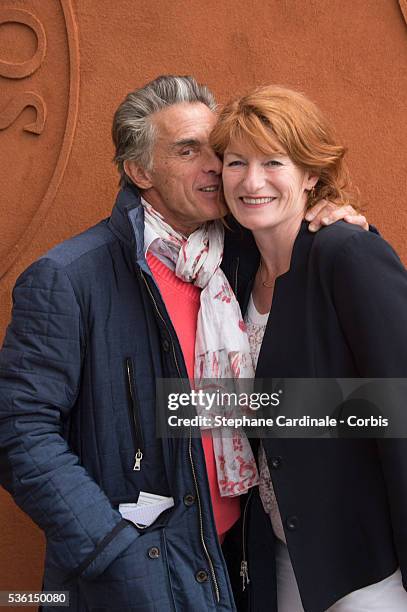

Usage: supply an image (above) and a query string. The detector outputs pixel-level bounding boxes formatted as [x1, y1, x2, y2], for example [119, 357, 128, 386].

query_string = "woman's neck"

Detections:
[252, 213, 304, 281]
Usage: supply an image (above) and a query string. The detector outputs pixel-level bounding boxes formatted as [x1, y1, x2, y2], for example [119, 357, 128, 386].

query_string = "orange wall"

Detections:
[1, 0, 406, 602]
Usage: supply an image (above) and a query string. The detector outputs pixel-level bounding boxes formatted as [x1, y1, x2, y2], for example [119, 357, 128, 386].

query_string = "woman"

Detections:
[210, 86, 407, 611]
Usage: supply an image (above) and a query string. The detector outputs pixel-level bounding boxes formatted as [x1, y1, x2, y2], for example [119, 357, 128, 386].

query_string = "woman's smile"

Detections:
[240, 196, 277, 207]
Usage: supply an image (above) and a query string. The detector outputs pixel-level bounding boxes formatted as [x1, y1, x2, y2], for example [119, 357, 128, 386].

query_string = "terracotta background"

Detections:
[0, 0, 406, 605]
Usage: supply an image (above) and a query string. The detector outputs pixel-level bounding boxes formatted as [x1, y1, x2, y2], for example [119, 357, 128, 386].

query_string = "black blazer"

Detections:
[222, 220, 407, 612]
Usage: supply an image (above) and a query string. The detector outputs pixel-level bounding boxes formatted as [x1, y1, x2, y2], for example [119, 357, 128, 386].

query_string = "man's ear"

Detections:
[124, 160, 153, 190]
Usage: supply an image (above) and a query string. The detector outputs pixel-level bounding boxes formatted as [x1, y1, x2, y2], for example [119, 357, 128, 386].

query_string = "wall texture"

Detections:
[0, 0, 406, 604]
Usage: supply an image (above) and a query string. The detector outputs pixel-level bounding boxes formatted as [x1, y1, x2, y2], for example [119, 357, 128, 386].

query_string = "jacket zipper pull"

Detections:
[133, 449, 143, 471]
[241, 489, 253, 592]
[240, 559, 249, 591]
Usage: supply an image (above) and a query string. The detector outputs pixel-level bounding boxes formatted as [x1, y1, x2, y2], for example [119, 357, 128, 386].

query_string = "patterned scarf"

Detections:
[142, 200, 259, 496]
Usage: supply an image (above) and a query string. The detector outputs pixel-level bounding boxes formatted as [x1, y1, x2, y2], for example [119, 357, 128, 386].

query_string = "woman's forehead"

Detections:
[226, 133, 286, 156]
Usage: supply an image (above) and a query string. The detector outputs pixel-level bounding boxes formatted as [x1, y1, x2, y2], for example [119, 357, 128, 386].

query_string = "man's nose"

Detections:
[202, 147, 222, 175]
[242, 165, 265, 192]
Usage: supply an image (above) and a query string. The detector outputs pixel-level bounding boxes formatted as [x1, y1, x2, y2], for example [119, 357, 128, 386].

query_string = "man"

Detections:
[0, 75, 367, 611]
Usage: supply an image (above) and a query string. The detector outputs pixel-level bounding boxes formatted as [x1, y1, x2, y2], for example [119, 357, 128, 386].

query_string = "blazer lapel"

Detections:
[255, 221, 315, 379]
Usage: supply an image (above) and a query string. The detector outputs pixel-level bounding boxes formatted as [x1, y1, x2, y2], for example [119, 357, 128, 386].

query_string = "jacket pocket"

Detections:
[125, 357, 145, 471]
[79, 529, 176, 611]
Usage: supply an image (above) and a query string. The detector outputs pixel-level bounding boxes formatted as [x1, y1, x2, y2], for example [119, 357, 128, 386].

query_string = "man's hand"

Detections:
[305, 200, 368, 232]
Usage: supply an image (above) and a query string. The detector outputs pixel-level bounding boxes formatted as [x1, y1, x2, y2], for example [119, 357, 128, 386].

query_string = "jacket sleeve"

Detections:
[332, 230, 407, 376]
[332, 231, 407, 583]
[0, 259, 138, 579]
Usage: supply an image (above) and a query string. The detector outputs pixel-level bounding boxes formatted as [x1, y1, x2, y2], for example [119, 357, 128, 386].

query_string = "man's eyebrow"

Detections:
[171, 138, 201, 148]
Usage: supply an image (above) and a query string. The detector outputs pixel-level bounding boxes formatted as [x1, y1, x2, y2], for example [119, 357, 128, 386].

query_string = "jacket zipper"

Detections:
[232, 254, 252, 592]
[240, 488, 253, 591]
[125, 357, 144, 471]
[233, 256, 240, 295]
[140, 270, 221, 603]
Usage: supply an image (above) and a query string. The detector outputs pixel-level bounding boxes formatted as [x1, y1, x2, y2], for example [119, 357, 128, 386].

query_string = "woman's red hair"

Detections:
[210, 85, 355, 209]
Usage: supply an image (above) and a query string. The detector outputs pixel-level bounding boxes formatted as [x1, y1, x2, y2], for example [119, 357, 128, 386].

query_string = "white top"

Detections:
[245, 293, 269, 366]
[244, 294, 287, 543]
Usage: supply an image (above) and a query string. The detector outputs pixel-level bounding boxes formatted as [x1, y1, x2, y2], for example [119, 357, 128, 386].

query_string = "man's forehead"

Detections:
[152, 102, 217, 143]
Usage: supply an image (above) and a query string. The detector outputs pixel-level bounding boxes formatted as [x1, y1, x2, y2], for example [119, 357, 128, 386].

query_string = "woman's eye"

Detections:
[226, 160, 244, 167]
[265, 160, 282, 167]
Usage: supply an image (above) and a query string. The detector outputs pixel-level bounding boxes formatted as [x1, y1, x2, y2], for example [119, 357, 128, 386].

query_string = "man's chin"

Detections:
[209, 203, 228, 221]
[196, 199, 228, 222]
[211, 197, 229, 219]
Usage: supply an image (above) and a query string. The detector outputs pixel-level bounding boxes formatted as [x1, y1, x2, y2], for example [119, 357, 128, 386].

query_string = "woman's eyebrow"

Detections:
[224, 151, 244, 157]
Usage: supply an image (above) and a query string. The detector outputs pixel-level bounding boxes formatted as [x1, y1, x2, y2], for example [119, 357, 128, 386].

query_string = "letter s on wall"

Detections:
[0, 92, 46, 134]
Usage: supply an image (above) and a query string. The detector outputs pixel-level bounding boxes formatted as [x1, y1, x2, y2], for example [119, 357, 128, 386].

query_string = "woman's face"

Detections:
[222, 139, 317, 232]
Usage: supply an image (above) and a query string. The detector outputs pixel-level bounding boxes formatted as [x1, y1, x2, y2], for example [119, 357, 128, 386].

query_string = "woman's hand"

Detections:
[305, 200, 368, 232]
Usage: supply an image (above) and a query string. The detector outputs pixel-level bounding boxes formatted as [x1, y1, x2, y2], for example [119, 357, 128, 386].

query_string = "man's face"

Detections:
[137, 103, 226, 235]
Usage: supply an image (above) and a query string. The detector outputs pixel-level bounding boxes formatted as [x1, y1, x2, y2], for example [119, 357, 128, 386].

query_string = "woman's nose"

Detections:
[242, 165, 266, 192]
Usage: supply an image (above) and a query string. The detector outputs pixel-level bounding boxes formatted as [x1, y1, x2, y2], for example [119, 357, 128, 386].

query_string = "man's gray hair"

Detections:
[112, 75, 217, 187]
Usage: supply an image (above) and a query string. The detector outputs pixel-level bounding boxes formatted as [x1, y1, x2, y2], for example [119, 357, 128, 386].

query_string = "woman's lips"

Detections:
[240, 196, 277, 207]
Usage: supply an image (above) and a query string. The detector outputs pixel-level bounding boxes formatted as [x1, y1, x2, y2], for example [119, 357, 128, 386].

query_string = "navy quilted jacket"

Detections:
[0, 186, 240, 611]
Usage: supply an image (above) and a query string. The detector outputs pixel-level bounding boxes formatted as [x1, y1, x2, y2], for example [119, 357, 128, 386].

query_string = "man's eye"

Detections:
[181, 149, 194, 156]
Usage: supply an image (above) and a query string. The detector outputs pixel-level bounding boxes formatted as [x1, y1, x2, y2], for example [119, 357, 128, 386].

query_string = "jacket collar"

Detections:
[107, 184, 148, 267]
[226, 220, 315, 313]
[277, 220, 315, 275]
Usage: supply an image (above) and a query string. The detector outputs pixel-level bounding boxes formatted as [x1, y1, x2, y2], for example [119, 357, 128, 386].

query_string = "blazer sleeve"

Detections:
[332, 230, 407, 376]
[333, 231, 407, 583]
[0, 259, 138, 579]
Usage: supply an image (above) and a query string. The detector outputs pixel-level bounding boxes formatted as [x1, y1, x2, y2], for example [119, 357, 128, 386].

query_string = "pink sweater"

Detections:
[147, 253, 241, 539]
